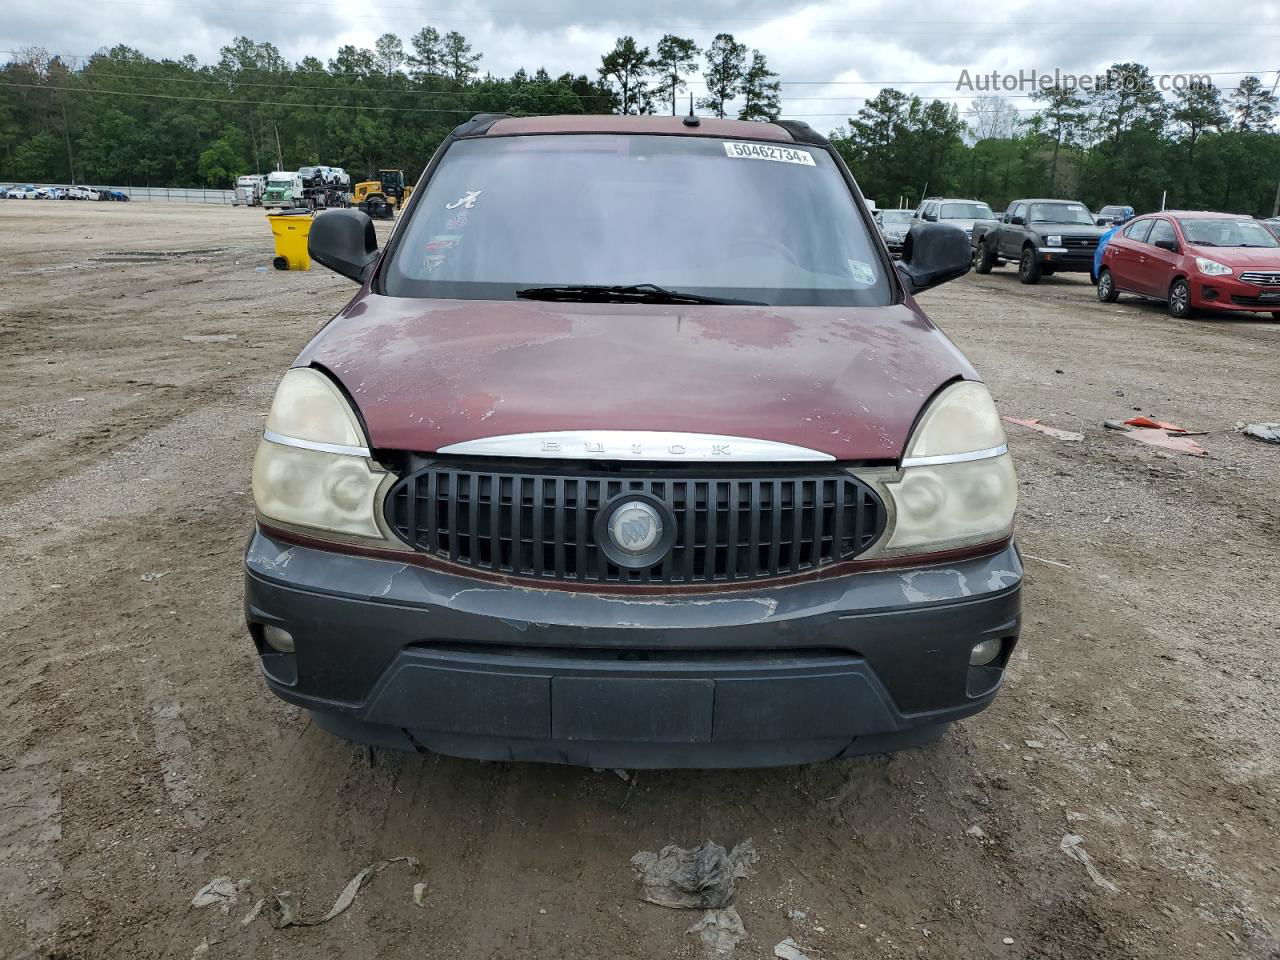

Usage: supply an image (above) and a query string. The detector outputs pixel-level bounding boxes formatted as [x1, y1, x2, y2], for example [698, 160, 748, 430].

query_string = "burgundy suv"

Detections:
[244, 114, 1021, 768]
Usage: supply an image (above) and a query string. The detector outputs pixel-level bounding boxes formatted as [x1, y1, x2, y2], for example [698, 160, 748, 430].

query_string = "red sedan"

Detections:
[1097, 211, 1280, 319]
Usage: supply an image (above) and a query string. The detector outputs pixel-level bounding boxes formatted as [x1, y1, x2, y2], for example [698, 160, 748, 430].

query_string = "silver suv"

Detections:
[912, 197, 998, 241]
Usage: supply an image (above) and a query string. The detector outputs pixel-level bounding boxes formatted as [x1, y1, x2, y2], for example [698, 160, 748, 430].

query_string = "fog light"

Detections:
[263, 625, 295, 653]
[969, 638, 1002, 666]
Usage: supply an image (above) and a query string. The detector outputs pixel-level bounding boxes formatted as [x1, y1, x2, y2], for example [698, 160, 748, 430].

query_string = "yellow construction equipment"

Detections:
[266, 209, 313, 270]
[353, 169, 413, 219]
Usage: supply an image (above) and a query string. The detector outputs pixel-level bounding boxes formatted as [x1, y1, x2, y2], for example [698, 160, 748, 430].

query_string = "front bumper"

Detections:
[1192, 276, 1280, 312]
[244, 530, 1022, 768]
[1036, 248, 1095, 271]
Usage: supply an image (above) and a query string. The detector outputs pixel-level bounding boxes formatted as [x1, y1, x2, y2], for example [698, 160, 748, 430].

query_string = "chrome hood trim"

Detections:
[435, 431, 836, 462]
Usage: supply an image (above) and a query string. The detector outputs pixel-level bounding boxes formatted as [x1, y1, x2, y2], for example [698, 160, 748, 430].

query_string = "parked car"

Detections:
[912, 197, 998, 241]
[875, 208, 914, 257]
[297, 166, 324, 189]
[244, 113, 1020, 769]
[35, 186, 67, 199]
[326, 166, 351, 189]
[109, 189, 130, 202]
[1096, 210, 1280, 319]
[6, 184, 39, 199]
[1095, 204, 1135, 226]
[1260, 218, 1280, 241]
[67, 184, 97, 200]
[973, 198, 1108, 283]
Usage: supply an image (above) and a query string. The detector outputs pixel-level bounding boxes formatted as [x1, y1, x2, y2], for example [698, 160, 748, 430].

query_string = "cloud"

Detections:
[2, 0, 1275, 134]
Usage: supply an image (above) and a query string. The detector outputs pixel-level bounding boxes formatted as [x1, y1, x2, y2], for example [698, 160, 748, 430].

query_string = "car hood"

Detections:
[296, 294, 977, 461]
[1186, 244, 1280, 268]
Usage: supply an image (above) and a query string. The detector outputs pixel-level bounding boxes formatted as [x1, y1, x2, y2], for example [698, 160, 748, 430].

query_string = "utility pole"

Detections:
[60, 101, 75, 184]
[273, 123, 284, 171]
[1272, 179, 1280, 218]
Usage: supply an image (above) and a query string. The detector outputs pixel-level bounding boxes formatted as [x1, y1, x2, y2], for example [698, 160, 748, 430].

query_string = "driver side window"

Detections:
[1147, 220, 1176, 247]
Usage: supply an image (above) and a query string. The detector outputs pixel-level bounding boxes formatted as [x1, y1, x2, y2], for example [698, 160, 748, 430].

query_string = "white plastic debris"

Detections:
[631, 840, 758, 910]
[270, 856, 420, 928]
[413, 882, 427, 907]
[774, 937, 813, 960]
[1060, 834, 1119, 893]
[688, 907, 747, 959]
[191, 877, 237, 908]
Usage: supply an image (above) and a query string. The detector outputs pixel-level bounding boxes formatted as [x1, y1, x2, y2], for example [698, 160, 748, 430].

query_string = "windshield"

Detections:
[268, 174, 292, 183]
[383, 134, 890, 306]
[879, 210, 913, 226]
[940, 202, 995, 220]
[1028, 202, 1095, 225]
[1177, 218, 1279, 248]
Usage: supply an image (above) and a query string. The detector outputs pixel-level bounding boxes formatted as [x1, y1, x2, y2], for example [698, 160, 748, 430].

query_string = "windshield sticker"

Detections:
[425, 234, 461, 252]
[447, 211, 470, 230]
[722, 142, 815, 166]
[446, 189, 482, 210]
[847, 259, 877, 286]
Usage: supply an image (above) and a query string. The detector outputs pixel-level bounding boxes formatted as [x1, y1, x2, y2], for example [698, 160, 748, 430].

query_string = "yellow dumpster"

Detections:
[266, 209, 313, 270]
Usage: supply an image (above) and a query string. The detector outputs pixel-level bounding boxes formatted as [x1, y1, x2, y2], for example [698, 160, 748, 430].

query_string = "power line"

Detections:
[0, 80, 487, 114]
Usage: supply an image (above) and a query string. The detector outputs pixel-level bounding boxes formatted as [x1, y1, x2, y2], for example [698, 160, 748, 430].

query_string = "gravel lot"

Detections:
[2, 202, 1278, 960]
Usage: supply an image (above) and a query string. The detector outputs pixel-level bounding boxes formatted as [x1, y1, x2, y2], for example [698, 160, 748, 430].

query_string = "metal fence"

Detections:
[1, 183, 238, 204]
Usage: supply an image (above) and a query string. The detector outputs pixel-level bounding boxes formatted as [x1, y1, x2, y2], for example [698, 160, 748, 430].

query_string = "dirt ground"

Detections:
[1, 202, 1278, 960]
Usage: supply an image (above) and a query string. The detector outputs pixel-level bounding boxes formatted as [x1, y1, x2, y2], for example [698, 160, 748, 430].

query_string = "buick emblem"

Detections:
[595, 495, 675, 569]
[608, 501, 662, 554]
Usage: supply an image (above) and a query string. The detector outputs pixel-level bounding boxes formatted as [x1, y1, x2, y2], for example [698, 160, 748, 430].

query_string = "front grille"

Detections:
[1063, 236, 1099, 250]
[1239, 271, 1280, 286]
[385, 464, 886, 585]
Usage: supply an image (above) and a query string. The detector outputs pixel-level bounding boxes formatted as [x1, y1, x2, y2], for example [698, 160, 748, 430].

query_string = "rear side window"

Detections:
[382, 134, 890, 306]
[1146, 220, 1176, 246]
[1124, 219, 1154, 242]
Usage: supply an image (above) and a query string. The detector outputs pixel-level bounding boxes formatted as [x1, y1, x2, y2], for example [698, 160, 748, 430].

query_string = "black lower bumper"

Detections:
[244, 531, 1022, 767]
[1038, 251, 1095, 272]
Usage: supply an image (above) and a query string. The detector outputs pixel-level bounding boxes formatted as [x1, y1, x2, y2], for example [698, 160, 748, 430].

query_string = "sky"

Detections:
[3, 0, 1278, 131]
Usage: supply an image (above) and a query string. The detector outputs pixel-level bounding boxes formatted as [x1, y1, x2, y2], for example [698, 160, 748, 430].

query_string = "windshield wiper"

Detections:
[515, 283, 765, 306]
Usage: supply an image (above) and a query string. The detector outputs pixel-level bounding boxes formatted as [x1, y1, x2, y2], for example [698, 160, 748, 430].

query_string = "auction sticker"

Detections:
[723, 141, 815, 166]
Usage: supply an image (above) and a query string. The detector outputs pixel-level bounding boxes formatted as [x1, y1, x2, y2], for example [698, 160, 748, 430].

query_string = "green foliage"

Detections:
[739, 50, 779, 122]
[698, 33, 747, 118]
[832, 67, 1279, 216]
[198, 136, 243, 187]
[651, 35, 699, 117]
[598, 36, 652, 115]
[0, 40, 1275, 219]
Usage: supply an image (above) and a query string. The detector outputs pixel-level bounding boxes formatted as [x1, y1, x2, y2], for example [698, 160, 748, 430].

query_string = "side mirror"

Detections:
[309, 208, 379, 282]
[896, 223, 972, 295]
[923, 212, 938, 222]
[1154, 238, 1179, 253]
[1010, 215, 1025, 226]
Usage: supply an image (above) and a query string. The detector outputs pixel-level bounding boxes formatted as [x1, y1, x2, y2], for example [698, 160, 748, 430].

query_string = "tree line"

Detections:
[831, 65, 1280, 216]
[0, 30, 778, 189]
[1, 36, 1277, 218]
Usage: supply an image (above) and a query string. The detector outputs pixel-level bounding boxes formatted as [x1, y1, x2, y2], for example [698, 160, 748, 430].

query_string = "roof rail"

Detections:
[773, 120, 829, 146]
[452, 113, 511, 138]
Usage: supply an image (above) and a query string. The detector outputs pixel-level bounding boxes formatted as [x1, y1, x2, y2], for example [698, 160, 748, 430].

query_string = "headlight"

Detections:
[882, 381, 1017, 554]
[1195, 257, 1232, 277]
[1046, 235, 1062, 247]
[252, 368, 387, 540]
